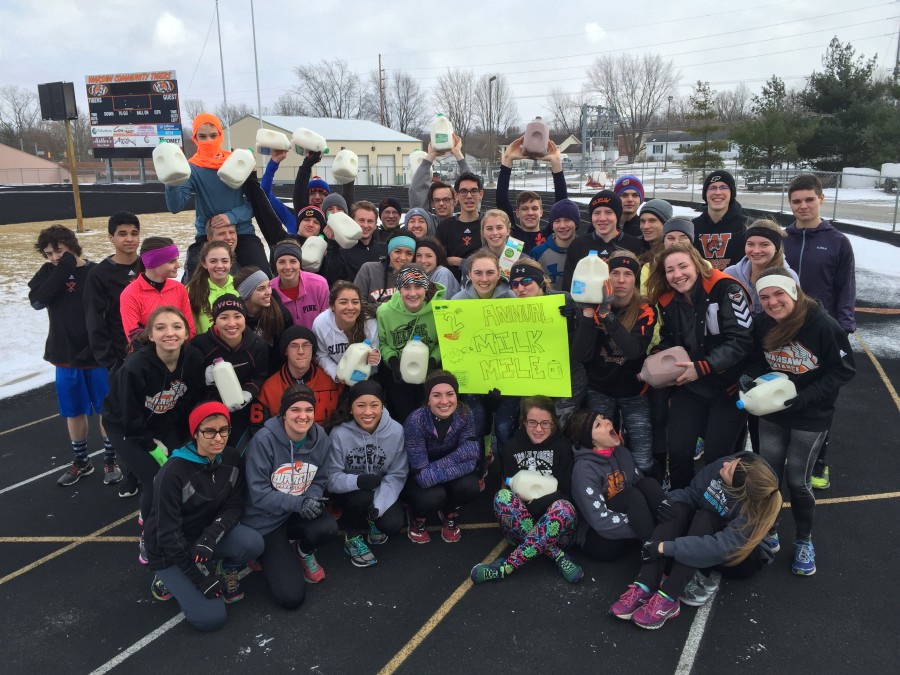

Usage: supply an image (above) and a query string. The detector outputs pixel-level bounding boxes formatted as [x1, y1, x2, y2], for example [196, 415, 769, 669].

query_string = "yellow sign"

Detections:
[432, 295, 572, 397]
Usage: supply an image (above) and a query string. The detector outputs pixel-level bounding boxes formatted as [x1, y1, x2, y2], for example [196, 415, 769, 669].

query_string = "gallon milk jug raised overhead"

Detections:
[638, 346, 691, 387]
[327, 211, 363, 249]
[336, 339, 373, 386]
[400, 336, 430, 384]
[408, 150, 428, 178]
[301, 235, 327, 272]
[292, 128, 329, 155]
[212, 358, 244, 410]
[506, 470, 558, 501]
[332, 149, 359, 184]
[570, 251, 610, 305]
[523, 116, 550, 157]
[736, 372, 798, 416]
[217, 148, 255, 189]
[152, 143, 191, 186]
[255, 129, 291, 155]
[430, 114, 454, 151]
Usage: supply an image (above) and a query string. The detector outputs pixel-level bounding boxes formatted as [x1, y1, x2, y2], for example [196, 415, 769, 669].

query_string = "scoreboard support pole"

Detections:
[65, 119, 85, 233]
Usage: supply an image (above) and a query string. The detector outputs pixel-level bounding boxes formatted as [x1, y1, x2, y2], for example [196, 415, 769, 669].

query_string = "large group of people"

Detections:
[28, 113, 857, 632]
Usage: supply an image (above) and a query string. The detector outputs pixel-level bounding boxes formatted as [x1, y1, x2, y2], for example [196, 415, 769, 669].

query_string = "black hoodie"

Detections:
[692, 200, 748, 271]
[500, 427, 574, 517]
[189, 326, 269, 399]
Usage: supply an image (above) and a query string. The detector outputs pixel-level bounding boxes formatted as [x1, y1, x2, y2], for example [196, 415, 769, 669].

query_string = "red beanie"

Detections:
[189, 401, 231, 437]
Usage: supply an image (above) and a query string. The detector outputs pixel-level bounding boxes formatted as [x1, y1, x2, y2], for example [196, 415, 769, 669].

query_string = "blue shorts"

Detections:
[55, 366, 109, 418]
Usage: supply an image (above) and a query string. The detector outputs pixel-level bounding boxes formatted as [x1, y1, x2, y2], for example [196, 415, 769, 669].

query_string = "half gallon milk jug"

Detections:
[523, 116, 550, 156]
[292, 128, 329, 154]
[212, 358, 244, 409]
[430, 114, 454, 151]
[408, 149, 428, 178]
[301, 234, 327, 272]
[570, 251, 610, 304]
[336, 339, 373, 386]
[736, 372, 797, 416]
[400, 336, 429, 384]
[327, 211, 363, 249]
[638, 346, 691, 387]
[152, 143, 191, 186]
[217, 148, 255, 189]
[332, 149, 359, 184]
[255, 129, 291, 155]
[506, 470, 558, 501]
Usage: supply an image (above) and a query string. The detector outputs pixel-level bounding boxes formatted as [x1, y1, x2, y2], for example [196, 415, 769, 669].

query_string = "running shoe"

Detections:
[633, 591, 681, 629]
[103, 459, 123, 485]
[138, 531, 148, 565]
[610, 583, 653, 620]
[151, 576, 172, 601]
[293, 542, 325, 583]
[810, 463, 830, 490]
[57, 460, 94, 487]
[763, 532, 781, 554]
[367, 519, 388, 546]
[680, 571, 719, 607]
[344, 535, 377, 567]
[470, 562, 505, 584]
[439, 510, 461, 543]
[118, 472, 139, 498]
[407, 511, 430, 544]
[554, 552, 584, 584]
[217, 561, 245, 603]
[792, 540, 816, 576]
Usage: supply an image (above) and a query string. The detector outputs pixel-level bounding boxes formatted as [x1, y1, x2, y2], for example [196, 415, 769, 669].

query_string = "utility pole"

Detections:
[894, 24, 900, 79]
[215, 0, 231, 149]
[664, 95, 673, 171]
[378, 54, 385, 126]
[488, 75, 497, 187]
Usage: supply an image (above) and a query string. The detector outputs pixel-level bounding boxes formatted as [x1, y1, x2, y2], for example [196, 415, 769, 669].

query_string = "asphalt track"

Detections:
[1, 311, 898, 674]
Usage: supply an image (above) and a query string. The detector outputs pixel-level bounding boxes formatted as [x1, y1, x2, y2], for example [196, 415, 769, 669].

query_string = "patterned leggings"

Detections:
[493, 489, 577, 570]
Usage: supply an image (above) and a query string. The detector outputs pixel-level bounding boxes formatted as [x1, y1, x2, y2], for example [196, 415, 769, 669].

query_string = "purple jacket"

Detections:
[403, 406, 480, 489]
[783, 220, 856, 333]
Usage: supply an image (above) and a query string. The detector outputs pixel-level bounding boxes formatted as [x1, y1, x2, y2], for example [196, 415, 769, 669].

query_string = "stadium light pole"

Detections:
[488, 75, 497, 187]
[215, 0, 231, 149]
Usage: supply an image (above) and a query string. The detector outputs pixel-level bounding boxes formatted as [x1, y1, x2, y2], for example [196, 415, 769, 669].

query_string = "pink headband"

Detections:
[141, 244, 179, 270]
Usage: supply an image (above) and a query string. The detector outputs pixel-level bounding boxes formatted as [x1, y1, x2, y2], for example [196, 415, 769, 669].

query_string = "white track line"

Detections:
[674, 571, 722, 675]
[0, 414, 59, 436]
[89, 614, 185, 674]
[0, 449, 105, 496]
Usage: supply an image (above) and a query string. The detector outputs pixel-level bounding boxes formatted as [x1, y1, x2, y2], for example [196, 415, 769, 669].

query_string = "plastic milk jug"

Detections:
[301, 234, 327, 272]
[327, 211, 363, 249]
[217, 148, 255, 189]
[292, 128, 329, 155]
[523, 116, 550, 156]
[332, 149, 359, 184]
[430, 114, 454, 151]
[337, 339, 373, 386]
[408, 149, 428, 178]
[498, 237, 525, 278]
[152, 143, 191, 186]
[638, 346, 691, 387]
[212, 358, 244, 410]
[255, 128, 291, 155]
[736, 372, 798, 415]
[570, 251, 610, 304]
[400, 336, 430, 384]
[506, 470, 559, 501]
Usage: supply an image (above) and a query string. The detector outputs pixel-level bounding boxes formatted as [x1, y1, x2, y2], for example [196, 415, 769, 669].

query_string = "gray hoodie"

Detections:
[571, 445, 642, 545]
[450, 275, 516, 300]
[325, 410, 409, 517]
[723, 256, 800, 315]
[242, 416, 332, 535]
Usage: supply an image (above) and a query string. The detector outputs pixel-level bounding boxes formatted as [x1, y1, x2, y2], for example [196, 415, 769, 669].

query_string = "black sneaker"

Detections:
[151, 576, 173, 601]
[57, 460, 94, 487]
[118, 472, 139, 498]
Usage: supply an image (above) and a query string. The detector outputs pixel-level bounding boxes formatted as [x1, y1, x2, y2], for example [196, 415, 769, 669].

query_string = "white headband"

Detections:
[755, 274, 797, 300]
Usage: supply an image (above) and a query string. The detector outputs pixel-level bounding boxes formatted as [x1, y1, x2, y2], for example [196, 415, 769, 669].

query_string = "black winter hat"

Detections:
[211, 294, 247, 321]
[588, 190, 623, 222]
[702, 170, 736, 205]
[279, 325, 318, 356]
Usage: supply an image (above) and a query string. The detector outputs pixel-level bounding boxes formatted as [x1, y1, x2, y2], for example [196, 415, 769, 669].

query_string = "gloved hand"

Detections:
[484, 388, 503, 412]
[558, 303, 579, 320]
[299, 497, 324, 520]
[367, 505, 380, 522]
[357, 472, 385, 491]
[641, 540, 662, 563]
[593, 279, 614, 319]
[196, 575, 224, 599]
[657, 499, 677, 523]
[204, 364, 217, 385]
[227, 391, 253, 412]
[302, 150, 323, 167]
[148, 445, 168, 467]
[738, 374, 757, 393]
[192, 521, 226, 563]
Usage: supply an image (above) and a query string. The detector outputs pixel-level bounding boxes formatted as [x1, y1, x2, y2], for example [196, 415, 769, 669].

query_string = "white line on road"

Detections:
[675, 572, 722, 675]
[0, 413, 59, 436]
[0, 449, 105, 495]
[89, 614, 185, 674]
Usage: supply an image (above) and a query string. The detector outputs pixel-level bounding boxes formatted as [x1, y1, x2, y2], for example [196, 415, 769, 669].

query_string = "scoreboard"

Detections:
[86, 70, 184, 159]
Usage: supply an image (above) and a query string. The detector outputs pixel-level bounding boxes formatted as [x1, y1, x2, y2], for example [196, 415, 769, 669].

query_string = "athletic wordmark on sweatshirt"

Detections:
[729, 290, 752, 329]
[703, 478, 730, 517]
[765, 340, 819, 375]
[606, 470, 627, 499]
[511, 449, 555, 474]
[271, 461, 319, 495]
[145, 380, 187, 414]
[699, 233, 732, 260]
[345, 444, 387, 473]
[389, 318, 429, 347]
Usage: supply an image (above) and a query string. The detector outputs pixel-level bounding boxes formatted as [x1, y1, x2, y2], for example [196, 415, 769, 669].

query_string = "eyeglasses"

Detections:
[432, 197, 453, 204]
[525, 420, 552, 429]
[457, 188, 482, 196]
[287, 343, 313, 352]
[510, 277, 536, 289]
[707, 185, 730, 193]
[198, 426, 231, 439]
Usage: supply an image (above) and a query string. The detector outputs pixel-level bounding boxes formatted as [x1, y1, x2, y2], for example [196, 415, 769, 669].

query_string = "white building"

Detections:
[641, 131, 739, 162]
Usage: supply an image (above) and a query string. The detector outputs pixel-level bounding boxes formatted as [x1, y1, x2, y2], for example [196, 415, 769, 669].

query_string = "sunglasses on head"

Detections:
[509, 277, 536, 289]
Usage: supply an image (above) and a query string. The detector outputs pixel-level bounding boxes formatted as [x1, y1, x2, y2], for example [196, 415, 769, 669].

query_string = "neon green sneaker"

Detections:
[810, 464, 830, 490]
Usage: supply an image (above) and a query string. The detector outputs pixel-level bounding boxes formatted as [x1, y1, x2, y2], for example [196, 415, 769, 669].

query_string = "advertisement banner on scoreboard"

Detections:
[86, 71, 183, 159]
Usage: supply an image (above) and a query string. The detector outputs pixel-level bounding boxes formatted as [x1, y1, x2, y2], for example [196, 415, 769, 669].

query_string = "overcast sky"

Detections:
[1, 0, 898, 127]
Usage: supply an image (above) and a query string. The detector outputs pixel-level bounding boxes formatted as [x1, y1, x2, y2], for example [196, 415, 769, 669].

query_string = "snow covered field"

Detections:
[0, 210, 897, 400]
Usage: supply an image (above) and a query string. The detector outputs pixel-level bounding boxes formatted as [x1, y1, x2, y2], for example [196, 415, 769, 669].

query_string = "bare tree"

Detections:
[473, 74, 519, 135]
[182, 99, 207, 123]
[0, 85, 41, 147]
[214, 101, 252, 127]
[270, 92, 306, 116]
[366, 70, 429, 133]
[545, 87, 592, 137]
[715, 83, 752, 125]
[292, 59, 371, 119]
[432, 69, 477, 143]
[586, 53, 679, 159]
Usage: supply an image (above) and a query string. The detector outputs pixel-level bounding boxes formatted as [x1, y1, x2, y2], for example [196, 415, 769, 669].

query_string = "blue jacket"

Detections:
[261, 159, 298, 235]
[782, 219, 856, 333]
[165, 164, 255, 237]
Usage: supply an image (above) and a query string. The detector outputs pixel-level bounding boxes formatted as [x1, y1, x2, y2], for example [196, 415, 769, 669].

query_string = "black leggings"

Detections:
[580, 477, 667, 562]
[106, 428, 164, 520]
[331, 490, 405, 536]
[636, 502, 767, 598]
[258, 513, 338, 610]
[402, 473, 481, 518]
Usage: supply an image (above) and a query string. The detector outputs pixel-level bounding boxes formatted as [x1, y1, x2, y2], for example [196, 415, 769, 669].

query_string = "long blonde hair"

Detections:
[725, 456, 783, 565]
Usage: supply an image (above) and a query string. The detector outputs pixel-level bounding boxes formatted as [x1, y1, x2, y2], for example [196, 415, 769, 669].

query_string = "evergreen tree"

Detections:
[681, 81, 730, 170]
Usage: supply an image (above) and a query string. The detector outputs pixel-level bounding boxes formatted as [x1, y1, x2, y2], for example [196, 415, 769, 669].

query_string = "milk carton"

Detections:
[327, 211, 363, 249]
[638, 346, 691, 387]
[498, 237, 525, 278]
[301, 235, 327, 272]
[506, 470, 558, 501]
[212, 358, 244, 409]
[400, 336, 430, 384]
[332, 149, 359, 184]
[570, 251, 610, 305]
[736, 372, 798, 415]
[523, 117, 550, 157]
[217, 148, 255, 189]
[408, 149, 428, 178]
[152, 143, 191, 186]
[430, 114, 454, 151]
[255, 129, 291, 155]
[292, 128, 329, 154]
[336, 339, 373, 386]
